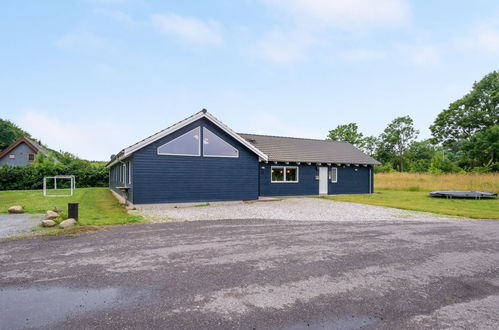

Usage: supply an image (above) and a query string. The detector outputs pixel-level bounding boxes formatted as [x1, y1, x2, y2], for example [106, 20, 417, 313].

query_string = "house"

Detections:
[0, 137, 48, 167]
[107, 110, 380, 204]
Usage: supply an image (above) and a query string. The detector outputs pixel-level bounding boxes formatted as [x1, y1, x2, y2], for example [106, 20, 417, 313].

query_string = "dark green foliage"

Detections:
[405, 140, 437, 173]
[327, 123, 365, 147]
[430, 71, 498, 149]
[429, 153, 463, 174]
[460, 125, 499, 170]
[0, 119, 31, 151]
[0, 155, 108, 190]
[378, 116, 419, 172]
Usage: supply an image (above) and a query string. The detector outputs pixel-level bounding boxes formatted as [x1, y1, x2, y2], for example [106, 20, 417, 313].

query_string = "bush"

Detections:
[374, 162, 397, 173]
[0, 163, 108, 191]
[429, 153, 463, 174]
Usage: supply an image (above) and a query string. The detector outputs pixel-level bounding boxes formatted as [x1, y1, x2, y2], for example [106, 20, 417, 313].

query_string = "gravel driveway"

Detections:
[136, 197, 463, 222]
[0, 213, 43, 239]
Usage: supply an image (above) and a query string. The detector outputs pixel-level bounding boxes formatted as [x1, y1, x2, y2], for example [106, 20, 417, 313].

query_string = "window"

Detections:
[157, 127, 201, 156]
[202, 127, 239, 158]
[28, 153, 35, 161]
[271, 166, 298, 183]
[127, 161, 132, 185]
[331, 167, 338, 183]
[9, 154, 15, 159]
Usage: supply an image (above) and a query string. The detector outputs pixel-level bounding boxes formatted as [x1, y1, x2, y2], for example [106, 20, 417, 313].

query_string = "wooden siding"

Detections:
[259, 162, 373, 196]
[131, 118, 259, 204]
[259, 163, 319, 196]
[109, 156, 133, 203]
[0, 142, 36, 166]
[328, 165, 372, 194]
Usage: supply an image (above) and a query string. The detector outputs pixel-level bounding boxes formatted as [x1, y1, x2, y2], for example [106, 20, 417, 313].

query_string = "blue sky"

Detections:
[1, 0, 498, 160]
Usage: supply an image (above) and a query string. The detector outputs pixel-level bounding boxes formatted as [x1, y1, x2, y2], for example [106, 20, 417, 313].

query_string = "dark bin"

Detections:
[68, 203, 79, 221]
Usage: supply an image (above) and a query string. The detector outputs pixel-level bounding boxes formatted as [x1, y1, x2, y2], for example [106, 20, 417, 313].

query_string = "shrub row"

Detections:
[0, 164, 108, 190]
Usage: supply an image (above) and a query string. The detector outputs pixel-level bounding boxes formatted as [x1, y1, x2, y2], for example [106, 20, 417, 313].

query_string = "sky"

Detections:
[1, 0, 498, 161]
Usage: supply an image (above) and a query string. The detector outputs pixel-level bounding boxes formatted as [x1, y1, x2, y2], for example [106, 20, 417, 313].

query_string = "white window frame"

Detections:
[9, 154, 15, 159]
[331, 167, 338, 183]
[28, 153, 35, 161]
[271, 166, 299, 183]
[127, 161, 132, 185]
[157, 126, 201, 157]
[202, 127, 239, 158]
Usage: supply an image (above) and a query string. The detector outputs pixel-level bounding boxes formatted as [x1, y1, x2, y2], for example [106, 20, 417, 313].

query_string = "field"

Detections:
[326, 173, 499, 219]
[375, 172, 499, 192]
[0, 187, 141, 226]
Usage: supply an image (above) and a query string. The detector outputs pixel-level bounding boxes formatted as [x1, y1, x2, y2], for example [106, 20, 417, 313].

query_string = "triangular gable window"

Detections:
[157, 127, 200, 156]
[203, 127, 239, 158]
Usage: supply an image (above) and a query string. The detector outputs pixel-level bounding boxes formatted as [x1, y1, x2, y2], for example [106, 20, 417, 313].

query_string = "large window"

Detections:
[331, 167, 338, 183]
[271, 166, 298, 183]
[202, 127, 239, 158]
[157, 127, 201, 156]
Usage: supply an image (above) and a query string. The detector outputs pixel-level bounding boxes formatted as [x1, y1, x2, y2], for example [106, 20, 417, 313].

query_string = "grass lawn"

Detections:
[324, 189, 499, 219]
[0, 187, 141, 226]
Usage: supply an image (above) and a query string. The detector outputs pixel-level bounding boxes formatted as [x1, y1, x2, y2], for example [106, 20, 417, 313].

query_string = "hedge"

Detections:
[0, 164, 108, 190]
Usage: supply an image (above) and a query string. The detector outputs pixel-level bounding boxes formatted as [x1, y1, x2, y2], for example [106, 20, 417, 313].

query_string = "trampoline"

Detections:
[429, 190, 498, 199]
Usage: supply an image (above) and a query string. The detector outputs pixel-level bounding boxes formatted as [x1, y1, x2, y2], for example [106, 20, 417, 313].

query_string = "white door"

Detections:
[319, 167, 328, 195]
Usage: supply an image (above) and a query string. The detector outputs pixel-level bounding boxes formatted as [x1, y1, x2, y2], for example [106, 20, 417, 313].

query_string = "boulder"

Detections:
[41, 220, 57, 227]
[8, 205, 24, 214]
[59, 218, 76, 229]
[46, 210, 59, 220]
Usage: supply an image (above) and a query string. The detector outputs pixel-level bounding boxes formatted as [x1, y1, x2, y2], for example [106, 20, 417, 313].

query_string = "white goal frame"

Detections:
[43, 175, 76, 197]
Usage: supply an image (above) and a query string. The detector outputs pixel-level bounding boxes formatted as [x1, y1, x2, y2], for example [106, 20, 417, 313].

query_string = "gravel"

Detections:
[135, 197, 463, 223]
[0, 213, 44, 239]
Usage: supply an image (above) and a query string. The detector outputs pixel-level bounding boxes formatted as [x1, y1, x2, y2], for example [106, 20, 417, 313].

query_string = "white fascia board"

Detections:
[204, 112, 268, 161]
[124, 112, 205, 157]
[110, 110, 268, 163]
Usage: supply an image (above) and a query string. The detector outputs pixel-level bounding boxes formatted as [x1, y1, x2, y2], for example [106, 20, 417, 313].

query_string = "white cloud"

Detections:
[54, 31, 111, 53]
[151, 13, 223, 45]
[254, 29, 314, 64]
[18, 110, 128, 161]
[456, 22, 499, 55]
[263, 0, 410, 31]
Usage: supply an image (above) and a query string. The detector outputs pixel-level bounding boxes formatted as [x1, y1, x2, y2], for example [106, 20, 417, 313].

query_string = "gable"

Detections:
[0, 138, 41, 160]
[107, 110, 268, 167]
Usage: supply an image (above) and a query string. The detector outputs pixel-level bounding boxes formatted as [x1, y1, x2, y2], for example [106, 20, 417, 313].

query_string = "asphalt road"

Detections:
[1, 218, 498, 329]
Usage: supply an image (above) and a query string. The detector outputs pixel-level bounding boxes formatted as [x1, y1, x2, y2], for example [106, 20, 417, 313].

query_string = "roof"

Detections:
[238, 133, 381, 165]
[0, 137, 48, 159]
[107, 110, 269, 167]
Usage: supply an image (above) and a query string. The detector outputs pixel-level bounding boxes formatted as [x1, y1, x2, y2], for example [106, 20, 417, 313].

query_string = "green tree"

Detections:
[379, 116, 419, 172]
[327, 123, 365, 147]
[429, 152, 462, 174]
[0, 119, 31, 151]
[461, 125, 499, 170]
[430, 71, 499, 149]
[361, 136, 378, 157]
[405, 139, 437, 173]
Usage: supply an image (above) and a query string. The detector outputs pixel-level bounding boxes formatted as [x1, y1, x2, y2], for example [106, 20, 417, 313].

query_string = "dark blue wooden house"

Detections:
[107, 110, 380, 204]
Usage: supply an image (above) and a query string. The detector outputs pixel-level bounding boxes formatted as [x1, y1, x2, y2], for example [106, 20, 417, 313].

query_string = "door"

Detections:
[319, 167, 328, 195]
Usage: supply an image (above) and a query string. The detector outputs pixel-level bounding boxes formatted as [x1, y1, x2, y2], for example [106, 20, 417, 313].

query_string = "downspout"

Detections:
[369, 166, 372, 194]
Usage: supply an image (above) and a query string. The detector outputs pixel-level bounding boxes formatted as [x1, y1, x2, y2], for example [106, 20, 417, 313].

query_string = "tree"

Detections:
[361, 136, 378, 157]
[461, 125, 499, 170]
[405, 139, 437, 173]
[379, 116, 419, 172]
[327, 123, 365, 147]
[0, 119, 31, 151]
[430, 71, 499, 149]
